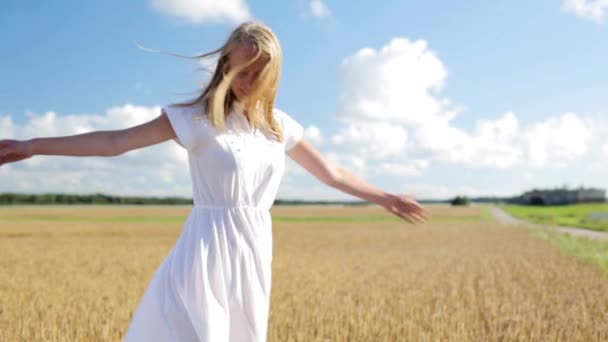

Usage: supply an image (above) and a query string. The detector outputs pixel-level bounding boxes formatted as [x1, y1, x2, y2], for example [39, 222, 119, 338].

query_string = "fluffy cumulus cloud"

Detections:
[331, 121, 408, 159]
[330, 37, 600, 181]
[563, 0, 608, 22]
[0, 105, 192, 197]
[522, 113, 591, 167]
[337, 38, 452, 126]
[414, 112, 593, 169]
[151, 0, 251, 24]
[303, 125, 323, 144]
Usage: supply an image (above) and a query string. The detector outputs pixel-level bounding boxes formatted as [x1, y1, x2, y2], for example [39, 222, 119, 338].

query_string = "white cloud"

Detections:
[325, 121, 432, 180]
[309, 0, 332, 18]
[464, 112, 522, 168]
[0, 115, 14, 138]
[337, 38, 453, 126]
[303, 125, 323, 144]
[522, 113, 591, 167]
[331, 121, 408, 159]
[603, 143, 608, 158]
[375, 162, 422, 177]
[151, 0, 251, 24]
[415, 112, 592, 169]
[331, 38, 599, 177]
[563, 0, 608, 22]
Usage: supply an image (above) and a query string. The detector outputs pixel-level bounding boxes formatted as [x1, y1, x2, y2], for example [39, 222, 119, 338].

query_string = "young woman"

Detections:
[0, 21, 428, 342]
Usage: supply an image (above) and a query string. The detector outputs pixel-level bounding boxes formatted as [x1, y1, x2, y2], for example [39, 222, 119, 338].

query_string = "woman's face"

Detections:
[228, 43, 269, 101]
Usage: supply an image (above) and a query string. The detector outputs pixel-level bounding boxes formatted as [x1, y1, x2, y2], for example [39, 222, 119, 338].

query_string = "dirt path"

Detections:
[490, 206, 608, 241]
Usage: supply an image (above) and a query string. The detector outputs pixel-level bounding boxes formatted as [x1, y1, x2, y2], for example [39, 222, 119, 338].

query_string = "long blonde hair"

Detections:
[173, 21, 284, 141]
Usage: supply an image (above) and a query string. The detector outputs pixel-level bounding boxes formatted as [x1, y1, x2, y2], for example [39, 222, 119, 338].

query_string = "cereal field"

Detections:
[1, 205, 607, 341]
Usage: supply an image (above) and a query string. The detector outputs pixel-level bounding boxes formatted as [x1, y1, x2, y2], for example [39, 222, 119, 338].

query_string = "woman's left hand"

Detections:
[381, 193, 430, 224]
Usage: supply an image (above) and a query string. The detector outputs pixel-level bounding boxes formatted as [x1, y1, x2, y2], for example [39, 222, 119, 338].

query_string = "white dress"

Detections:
[124, 101, 303, 342]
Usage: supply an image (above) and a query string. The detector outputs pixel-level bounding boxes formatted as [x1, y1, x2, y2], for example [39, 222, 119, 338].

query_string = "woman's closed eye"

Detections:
[237, 70, 261, 80]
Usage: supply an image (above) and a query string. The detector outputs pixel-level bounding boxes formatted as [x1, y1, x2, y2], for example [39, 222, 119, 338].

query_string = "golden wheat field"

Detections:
[1, 204, 607, 342]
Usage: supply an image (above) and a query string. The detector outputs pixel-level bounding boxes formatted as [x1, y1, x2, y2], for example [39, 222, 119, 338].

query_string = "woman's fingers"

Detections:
[398, 203, 430, 224]
[403, 210, 425, 224]
[413, 208, 430, 221]
[388, 205, 415, 224]
[396, 198, 428, 220]
[389, 203, 427, 224]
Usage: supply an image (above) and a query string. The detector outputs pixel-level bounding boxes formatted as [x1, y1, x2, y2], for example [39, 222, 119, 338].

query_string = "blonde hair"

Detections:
[173, 21, 284, 141]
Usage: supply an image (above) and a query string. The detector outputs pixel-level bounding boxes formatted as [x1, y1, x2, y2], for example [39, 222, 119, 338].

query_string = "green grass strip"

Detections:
[504, 204, 608, 232]
[531, 228, 608, 275]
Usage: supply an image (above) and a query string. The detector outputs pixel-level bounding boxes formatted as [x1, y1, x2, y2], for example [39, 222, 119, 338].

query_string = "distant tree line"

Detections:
[0, 193, 371, 206]
[0, 192, 517, 206]
[0, 193, 193, 205]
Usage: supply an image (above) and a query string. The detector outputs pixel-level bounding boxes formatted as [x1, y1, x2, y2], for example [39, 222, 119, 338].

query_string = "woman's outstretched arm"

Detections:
[0, 111, 175, 165]
[287, 139, 429, 223]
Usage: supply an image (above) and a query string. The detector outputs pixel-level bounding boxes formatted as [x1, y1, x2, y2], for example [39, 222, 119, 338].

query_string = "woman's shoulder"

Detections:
[272, 107, 294, 123]
[271, 108, 304, 150]
[164, 102, 209, 124]
[273, 107, 302, 127]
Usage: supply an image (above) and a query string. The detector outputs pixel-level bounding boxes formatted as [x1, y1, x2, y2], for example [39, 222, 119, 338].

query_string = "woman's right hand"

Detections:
[0, 139, 34, 166]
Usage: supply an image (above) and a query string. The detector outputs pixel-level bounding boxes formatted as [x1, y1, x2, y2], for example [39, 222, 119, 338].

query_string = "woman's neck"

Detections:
[232, 100, 250, 122]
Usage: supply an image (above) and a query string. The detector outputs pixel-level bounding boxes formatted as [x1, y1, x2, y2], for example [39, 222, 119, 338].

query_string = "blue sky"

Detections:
[1, 0, 607, 200]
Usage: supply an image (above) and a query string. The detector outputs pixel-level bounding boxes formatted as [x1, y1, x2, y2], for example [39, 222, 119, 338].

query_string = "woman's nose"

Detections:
[242, 76, 254, 91]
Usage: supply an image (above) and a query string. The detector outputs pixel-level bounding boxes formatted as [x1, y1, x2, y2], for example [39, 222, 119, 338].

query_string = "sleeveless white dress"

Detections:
[124, 102, 303, 342]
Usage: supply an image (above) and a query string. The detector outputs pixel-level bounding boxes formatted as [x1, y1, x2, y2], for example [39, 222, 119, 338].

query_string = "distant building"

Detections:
[519, 187, 606, 205]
